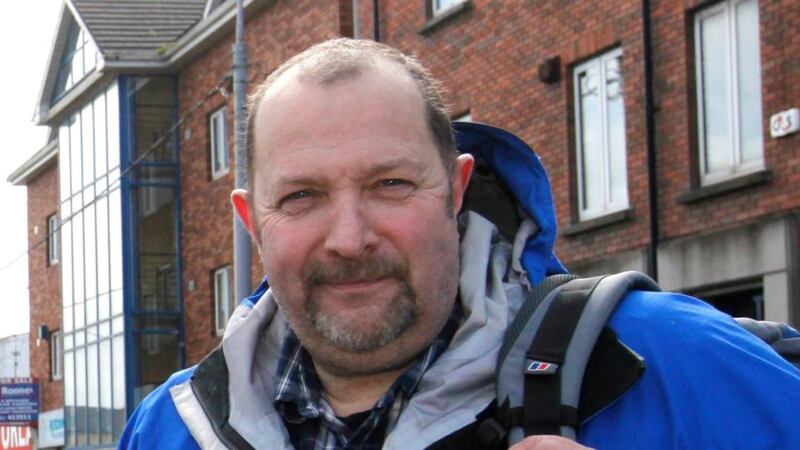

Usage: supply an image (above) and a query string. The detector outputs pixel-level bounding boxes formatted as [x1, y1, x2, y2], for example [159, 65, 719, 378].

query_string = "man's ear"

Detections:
[231, 189, 257, 238]
[450, 153, 474, 214]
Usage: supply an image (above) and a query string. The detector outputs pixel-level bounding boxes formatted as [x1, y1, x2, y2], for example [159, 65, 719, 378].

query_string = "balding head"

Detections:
[245, 38, 457, 193]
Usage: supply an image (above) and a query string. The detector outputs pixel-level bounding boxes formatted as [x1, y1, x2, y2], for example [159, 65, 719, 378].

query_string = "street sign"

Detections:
[0, 379, 39, 426]
[770, 108, 800, 138]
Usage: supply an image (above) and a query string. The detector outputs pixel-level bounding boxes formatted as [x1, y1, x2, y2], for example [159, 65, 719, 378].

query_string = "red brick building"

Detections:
[8, 0, 799, 447]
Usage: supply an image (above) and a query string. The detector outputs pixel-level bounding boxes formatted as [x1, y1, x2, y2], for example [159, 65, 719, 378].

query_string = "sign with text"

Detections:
[0, 426, 32, 450]
[0, 379, 39, 426]
[38, 409, 64, 448]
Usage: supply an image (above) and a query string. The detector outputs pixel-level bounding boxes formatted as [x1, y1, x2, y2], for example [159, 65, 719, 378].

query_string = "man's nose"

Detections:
[323, 195, 379, 258]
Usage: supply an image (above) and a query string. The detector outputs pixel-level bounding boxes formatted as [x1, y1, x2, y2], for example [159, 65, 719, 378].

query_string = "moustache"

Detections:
[303, 256, 409, 286]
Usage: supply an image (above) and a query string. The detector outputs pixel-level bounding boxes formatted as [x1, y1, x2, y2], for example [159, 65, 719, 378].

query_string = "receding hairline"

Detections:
[245, 38, 458, 194]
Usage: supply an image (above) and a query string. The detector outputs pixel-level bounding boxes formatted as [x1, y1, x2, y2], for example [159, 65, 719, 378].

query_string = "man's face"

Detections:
[239, 62, 472, 376]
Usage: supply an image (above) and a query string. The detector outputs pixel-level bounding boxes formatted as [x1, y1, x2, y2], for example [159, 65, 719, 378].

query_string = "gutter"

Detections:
[642, 0, 659, 281]
[7, 140, 59, 186]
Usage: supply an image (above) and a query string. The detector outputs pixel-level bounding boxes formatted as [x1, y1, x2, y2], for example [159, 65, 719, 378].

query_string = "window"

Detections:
[432, 0, 465, 16]
[573, 48, 628, 221]
[51, 330, 63, 380]
[695, 0, 763, 185]
[209, 107, 229, 179]
[47, 213, 60, 265]
[53, 19, 98, 101]
[214, 266, 234, 336]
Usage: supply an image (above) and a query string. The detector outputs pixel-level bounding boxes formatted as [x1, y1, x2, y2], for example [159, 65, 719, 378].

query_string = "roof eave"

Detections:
[163, 0, 272, 69]
[7, 140, 59, 186]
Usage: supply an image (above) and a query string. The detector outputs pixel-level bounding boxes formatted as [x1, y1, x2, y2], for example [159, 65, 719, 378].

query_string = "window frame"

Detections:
[694, 0, 764, 186]
[209, 106, 229, 180]
[214, 266, 234, 336]
[572, 47, 629, 222]
[47, 213, 60, 265]
[432, 0, 466, 16]
[51, 330, 63, 381]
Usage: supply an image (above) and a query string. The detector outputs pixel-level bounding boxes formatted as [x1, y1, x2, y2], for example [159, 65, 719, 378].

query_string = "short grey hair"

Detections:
[245, 38, 457, 190]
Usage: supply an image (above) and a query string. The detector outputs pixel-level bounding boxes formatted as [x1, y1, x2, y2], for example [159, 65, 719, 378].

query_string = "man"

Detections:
[120, 39, 800, 449]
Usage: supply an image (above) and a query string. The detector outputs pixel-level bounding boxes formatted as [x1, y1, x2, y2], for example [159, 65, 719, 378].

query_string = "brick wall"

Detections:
[356, 0, 652, 268]
[352, 0, 799, 270]
[654, 0, 800, 240]
[25, 164, 63, 412]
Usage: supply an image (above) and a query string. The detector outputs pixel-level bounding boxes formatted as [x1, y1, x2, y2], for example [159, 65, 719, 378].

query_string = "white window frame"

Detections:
[47, 213, 60, 265]
[51, 330, 63, 380]
[209, 107, 229, 180]
[214, 266, 234, 336]
[573, 48, 629, 221]
[694, 0, 764, 186]
[432, 0, 465, 16]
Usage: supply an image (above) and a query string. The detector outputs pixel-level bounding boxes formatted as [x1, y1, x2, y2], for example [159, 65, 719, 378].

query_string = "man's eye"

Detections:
[379, 179, 410, 188]
[278, 190, 317, 213]
[375, 179, 414, 198]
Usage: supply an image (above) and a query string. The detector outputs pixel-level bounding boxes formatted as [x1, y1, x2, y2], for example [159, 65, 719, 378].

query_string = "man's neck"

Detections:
[314, 363, 408, 417]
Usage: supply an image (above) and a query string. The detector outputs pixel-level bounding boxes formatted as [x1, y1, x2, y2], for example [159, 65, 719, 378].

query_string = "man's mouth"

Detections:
[319, 277, 392, 291]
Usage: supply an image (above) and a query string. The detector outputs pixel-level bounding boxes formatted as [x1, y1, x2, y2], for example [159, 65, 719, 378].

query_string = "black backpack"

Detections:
[476, 271, 800, 447]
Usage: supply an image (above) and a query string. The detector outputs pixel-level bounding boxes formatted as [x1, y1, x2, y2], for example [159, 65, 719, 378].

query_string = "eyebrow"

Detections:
[271, 156, 426, 189]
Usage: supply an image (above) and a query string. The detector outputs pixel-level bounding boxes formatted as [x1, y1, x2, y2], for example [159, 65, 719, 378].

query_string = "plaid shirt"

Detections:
[274, 303, 462, 450]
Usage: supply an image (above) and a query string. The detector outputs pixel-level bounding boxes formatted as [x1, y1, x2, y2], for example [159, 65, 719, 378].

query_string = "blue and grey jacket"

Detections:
[120, 123, 800, 449]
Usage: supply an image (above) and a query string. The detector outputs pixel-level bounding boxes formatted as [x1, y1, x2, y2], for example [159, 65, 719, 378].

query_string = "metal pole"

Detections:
[233, 0, 252, 301]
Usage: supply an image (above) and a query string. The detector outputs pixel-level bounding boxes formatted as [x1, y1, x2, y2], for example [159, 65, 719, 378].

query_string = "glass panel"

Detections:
[98, 291, 110, 322]
[99, 319, 111, 338]
[109, 190, 123, 291]
[700, 10, 732, 175]
[70, 114, 82, 195]
[94, 93, 108, 179]
[75, 301, 85, 331]
[82, 103, 95, 189]
[71, 30, 84, 89]
[111, 335, 126, 436]
[134, 334, 180, 404]
[75, 346, 87, 446]
[64, 306, 74, 333]
[99, 339, 113, 444]
[84, 203, 97, 303]
[87, 343, 99, 445]
[64, 349, 76, 448]
[75, 328, 85, 347]
[107, 83, 121, 172]
[61, 220, 73, 308]
[96, 196, 110, 296]
[578, 65, 603, 214]
[83, 38, 97, 76]
[112, 315, 124, 335]
[64, 333, 74, 351]
[605, 54, 627, 207]
[735, 0, 763, 164]
[59, 124, 71, 202]
[73, 212, 85, 306]
[134, 314, 180, 331]
[133, 77, 176, 163]
[112, 289, 124, 317]
[86, 298, 98, 328]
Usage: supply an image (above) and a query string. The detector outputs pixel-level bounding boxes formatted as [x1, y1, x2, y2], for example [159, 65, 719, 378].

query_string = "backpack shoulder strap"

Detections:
[482, 271, 659, 447]
[735, 317, 800, 369]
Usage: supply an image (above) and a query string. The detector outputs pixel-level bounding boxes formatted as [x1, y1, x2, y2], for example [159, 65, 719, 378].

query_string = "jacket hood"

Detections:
[454, 122, 567, 285]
